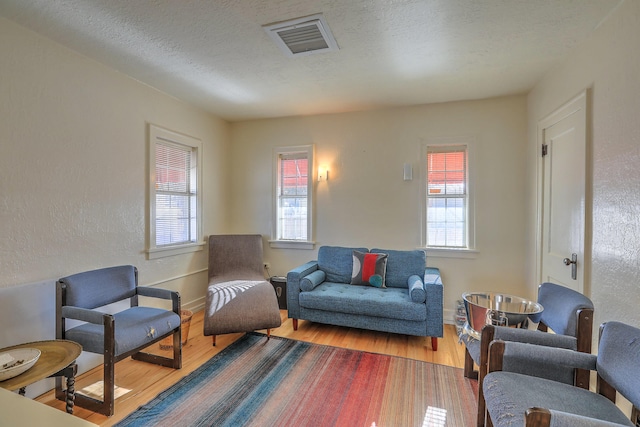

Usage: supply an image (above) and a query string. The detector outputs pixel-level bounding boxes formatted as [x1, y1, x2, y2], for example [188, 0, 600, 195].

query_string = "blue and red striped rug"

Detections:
[116, 333, 478, 426]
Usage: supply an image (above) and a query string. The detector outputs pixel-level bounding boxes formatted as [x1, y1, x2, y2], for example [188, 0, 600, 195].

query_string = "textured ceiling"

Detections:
[0, 0, 623, 121]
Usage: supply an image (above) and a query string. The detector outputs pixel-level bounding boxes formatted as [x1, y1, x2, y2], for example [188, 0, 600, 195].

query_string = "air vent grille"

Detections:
[264, 14, 339, 57]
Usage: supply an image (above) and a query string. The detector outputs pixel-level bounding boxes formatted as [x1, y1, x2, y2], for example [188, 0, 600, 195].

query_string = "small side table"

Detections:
[0, 340, 82, 414]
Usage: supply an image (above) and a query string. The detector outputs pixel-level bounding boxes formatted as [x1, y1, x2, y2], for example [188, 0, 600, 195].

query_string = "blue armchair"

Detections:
[55, 265, 181, 416]
[462, 282, 594, 427]
[483, 321, 640, 426]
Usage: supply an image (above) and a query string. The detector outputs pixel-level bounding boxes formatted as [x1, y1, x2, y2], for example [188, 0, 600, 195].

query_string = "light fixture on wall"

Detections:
[318, 166, 329, 181]
[403, 163, 413, 181]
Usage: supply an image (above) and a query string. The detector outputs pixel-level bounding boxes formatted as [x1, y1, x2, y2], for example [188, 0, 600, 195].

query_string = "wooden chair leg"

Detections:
[431, 337, 438, 351]
[464, 348, 478, 379]
[292, 318, 298, 330]
[103, 355, 115, 416]
[267, 328, 271, 340]
[212, 335, 216, 346]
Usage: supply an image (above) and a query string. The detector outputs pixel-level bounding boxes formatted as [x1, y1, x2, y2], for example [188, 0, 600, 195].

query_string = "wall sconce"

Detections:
[318, 166, 329, 182]
[403, 163, 413, 181]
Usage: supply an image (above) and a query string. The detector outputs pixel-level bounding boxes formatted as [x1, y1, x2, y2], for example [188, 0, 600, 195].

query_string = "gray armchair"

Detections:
[462, 282, 594, 427]
[482, 321, 640, 427]
[55, 265, 181, 416]
[203, 234, 282, 346]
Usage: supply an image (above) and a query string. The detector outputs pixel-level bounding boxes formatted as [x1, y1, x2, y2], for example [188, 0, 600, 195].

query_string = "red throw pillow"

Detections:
[350, 250, 388, 287]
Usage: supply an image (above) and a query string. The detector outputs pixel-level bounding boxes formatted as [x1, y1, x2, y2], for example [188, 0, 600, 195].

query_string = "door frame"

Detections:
[535, 89, 592, 296]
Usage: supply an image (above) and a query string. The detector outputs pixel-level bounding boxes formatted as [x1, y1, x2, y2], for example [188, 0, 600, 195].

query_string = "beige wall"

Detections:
[230, 96, 530, 321]
[0, 17, 230, 306]
[526, 0, 640, 332]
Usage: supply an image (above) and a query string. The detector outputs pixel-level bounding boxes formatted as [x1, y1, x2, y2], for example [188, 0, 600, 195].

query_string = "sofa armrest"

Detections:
[423, 267, 444, 338]
[424, 267, 442, 286]
[286, 261, 319, 319]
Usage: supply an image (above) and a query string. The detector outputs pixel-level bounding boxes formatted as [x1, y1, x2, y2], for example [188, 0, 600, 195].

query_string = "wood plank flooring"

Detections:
[35, 310, 468, 426]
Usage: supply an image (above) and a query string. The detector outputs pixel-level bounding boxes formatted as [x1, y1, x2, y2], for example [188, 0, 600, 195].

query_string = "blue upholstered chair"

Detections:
[483, 321, 640, 427]
[462, 282, 594, 427]
[55, 265, 181, 416]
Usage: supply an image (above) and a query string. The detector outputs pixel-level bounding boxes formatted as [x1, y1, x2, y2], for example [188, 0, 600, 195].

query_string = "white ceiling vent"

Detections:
[263, 14, 339, 58]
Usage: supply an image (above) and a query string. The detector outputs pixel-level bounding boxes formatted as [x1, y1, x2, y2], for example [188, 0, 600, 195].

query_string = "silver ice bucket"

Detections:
[462, 292, 544, 340]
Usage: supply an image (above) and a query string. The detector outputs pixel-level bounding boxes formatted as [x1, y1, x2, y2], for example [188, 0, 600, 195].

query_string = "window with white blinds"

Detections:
[148, 125, 203, 259]
[271, 145, 314, 249]
[426, 145, 468, 248]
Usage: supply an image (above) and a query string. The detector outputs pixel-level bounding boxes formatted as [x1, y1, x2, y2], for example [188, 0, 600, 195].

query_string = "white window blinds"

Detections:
[277, 152, 309, 240]
[426, 146, 468, 248]
[155, 140, 197, 247]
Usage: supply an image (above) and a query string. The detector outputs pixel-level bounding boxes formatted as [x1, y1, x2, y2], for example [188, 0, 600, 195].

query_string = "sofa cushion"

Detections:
[300, 270, 326, 292]
[298, 282, 426, 322]
[318, 246, 369, 283]
[350, 250, 388, 287]
[371, 249, 426, 288]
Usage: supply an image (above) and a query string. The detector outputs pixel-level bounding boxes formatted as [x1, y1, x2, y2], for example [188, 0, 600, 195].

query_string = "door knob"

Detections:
[563, 253, 577, 280]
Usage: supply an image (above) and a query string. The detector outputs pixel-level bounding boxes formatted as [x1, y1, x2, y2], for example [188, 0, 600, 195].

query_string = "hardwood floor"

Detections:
[35, 310, 468, 426]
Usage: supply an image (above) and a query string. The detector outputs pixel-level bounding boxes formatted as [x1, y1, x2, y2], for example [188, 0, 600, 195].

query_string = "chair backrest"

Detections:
[208, 234, 265, 284]
[536, 282, 594, 337]
[58, 265, 137, 309]
[597, 321, 640, 409]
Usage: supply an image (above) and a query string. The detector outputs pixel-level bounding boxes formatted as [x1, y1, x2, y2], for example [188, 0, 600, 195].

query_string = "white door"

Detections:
[539, 91, 588, 294]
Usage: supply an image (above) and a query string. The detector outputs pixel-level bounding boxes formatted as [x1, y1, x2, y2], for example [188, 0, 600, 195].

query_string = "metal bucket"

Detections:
[462, 292, 543, 340]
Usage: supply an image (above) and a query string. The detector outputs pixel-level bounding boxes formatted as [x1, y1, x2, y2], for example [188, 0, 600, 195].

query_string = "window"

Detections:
[147, 124, 203, 259]
[424, 143, 473, 250]
[271, 145, 314, 249]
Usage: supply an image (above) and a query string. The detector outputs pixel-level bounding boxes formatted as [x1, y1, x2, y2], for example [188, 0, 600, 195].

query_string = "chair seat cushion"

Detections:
[483, 371, 634, 427]
[66, 307, 180, 356]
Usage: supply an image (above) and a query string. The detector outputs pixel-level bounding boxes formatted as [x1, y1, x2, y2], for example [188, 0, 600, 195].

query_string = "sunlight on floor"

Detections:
[422, 406, 447, 427]
[79, 381, 131, 400]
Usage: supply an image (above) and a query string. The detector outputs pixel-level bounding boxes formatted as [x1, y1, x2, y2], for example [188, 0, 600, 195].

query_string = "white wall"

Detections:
[526, 0, 640, 331]
[230, 96, 530, 321]
[0, 17, 230, 391]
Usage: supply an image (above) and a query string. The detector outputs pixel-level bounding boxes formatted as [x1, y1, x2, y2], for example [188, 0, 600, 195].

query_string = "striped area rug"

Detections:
[116, 333, 478, 427]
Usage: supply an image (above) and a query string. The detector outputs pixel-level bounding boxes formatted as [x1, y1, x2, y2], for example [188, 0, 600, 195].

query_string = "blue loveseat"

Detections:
[286, 246, 444, 350]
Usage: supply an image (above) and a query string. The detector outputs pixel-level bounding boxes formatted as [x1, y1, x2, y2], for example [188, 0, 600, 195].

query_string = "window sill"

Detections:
[423, 247, 479, 259]
[269, 240, 316, 250]
[147, 242, 205, 259]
